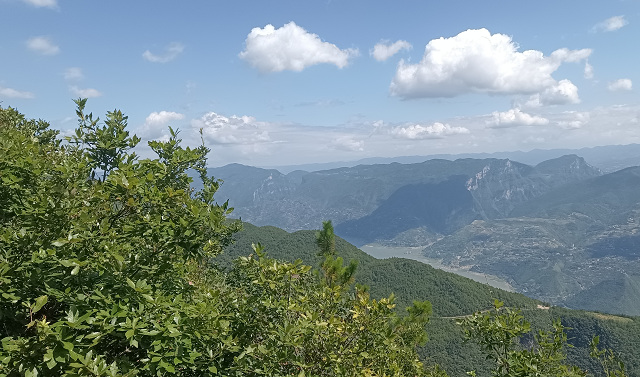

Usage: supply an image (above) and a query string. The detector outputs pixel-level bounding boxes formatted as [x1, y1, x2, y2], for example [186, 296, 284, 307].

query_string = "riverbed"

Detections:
[360, 244, 515, 292]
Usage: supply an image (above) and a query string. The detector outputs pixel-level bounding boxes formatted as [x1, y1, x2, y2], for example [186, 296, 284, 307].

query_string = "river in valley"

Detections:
[360, 244, 514, 292]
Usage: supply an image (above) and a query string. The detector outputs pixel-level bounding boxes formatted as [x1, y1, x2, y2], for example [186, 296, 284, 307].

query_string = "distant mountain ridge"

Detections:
[264, 143, 640, 173]
[209, 155, 601, 245]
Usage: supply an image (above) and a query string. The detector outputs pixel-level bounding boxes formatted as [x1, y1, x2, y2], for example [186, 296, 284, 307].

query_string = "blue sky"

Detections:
[2, 0, 639, 167]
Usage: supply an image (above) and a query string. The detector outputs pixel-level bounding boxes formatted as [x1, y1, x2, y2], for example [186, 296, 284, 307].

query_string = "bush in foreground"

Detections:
[0, 102, 438, 377]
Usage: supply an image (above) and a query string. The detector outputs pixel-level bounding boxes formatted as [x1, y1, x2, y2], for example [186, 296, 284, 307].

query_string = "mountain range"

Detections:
[206, 149, 640, 315]
[266, 143, 640, 174]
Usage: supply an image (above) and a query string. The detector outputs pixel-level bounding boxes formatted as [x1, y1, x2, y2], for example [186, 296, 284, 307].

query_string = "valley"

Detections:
[360, 243, 515, 292]
[205, 148, 640, 316]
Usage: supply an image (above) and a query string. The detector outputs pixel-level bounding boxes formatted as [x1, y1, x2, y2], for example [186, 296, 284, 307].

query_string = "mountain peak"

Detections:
[533, 154, 600, 175]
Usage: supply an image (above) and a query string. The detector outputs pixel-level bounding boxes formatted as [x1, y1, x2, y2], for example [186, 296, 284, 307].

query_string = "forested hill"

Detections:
[219, 223, 535, 316]
[221, 223, 640, 377]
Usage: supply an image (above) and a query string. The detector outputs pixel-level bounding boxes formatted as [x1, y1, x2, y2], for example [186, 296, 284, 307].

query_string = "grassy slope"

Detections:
[219, 223, 640, 377]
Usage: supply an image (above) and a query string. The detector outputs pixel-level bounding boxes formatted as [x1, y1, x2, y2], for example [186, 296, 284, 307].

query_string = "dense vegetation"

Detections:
[0, 103, 439, 376]
[223, 223, 640, 377]
[0, 103, 634, 376]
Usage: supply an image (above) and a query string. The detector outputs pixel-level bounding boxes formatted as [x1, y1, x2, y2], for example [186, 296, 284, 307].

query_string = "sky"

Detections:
[1, 0, 639, 167]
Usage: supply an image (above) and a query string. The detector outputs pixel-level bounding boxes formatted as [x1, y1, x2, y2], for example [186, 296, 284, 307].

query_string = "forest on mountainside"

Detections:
[224, 223, 640, 377]
[0, 103, 631, 376]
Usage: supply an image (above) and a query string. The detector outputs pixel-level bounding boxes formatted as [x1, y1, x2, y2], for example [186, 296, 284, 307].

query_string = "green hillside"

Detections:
[220, 223, 536, 316]
[222, 223, 640, 377]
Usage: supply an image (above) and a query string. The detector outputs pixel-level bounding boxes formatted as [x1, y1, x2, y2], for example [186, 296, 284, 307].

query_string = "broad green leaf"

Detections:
[52, 239, 68, 247]
[33, 295, 48, 313]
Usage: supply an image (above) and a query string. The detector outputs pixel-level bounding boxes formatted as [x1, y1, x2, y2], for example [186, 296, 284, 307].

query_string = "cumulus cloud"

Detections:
[21, 0, 56, 8]
[239, 22, 359, 72]
[331, 136, 364, 152]
[488, 108, 549, 128]
[0, 85, 35, 99]
[593, 16, 628, 32]
[608, 79, 633, 91]
[524, 79, 580, 107]
[390, 28, 591, 100]
[584, 61, 594, 79]
[64, 67, 84, 81]
[145, 111, 185, 126]
[26, 36, 60, 55]
[138, 111, 185, 139]
[142, 42, 184, 63]
[192, 112, 271, 145]
[371, 40, 412, 61]
[391, 122, 469, 139]
[70, 86, 102, 98]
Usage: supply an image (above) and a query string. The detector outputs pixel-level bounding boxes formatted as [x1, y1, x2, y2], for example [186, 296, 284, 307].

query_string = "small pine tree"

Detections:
[316, 220, 336, 257]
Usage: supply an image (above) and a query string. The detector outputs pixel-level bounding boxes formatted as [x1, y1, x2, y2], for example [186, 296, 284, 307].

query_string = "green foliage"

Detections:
[220, 224, 549, 376]
[459, 300, 587, 377]
[590, 336, 627, 377]
[69, 98, 141, 181]
[0, 102, 239, 376]
[0, 103, 439, 376]
[317, 220, 356, 288]
[320, 254, 358, 288]
[316, 220, 336, 257]
[225, 243, 439, 377]
[219, 222, 640, 377]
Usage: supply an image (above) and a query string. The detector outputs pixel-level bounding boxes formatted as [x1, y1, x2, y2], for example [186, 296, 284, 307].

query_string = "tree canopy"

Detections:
[0, 102, 440, 377]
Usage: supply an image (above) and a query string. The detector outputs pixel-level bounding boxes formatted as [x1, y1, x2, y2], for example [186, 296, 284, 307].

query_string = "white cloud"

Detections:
[608, 79, 633, 91]
[64, 67, 84, 81]
[239, 22, 359, 72]
[391, 122, 469, 139]
[549, 48, 592, 63]
[69, 86, 102, 98]
[21, 0, 56, 8]
[371, 40, 412, 62]
[390, 28, 591, 99]
[556, 111, 590, 129]
[524, 79, 580, 107]
[145, 111, 185, 126]
[331, 136, 364, 151]
[26, 36, 60, 55]
[488, 108, 549, 128]
[192, 112, 271, 145]
[139, 111, 185, 139]
[593, 16, 628, 32]
[584, 61, 594, 79]
[0, 86, 35, 99]
[142, 42, 184, 63]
